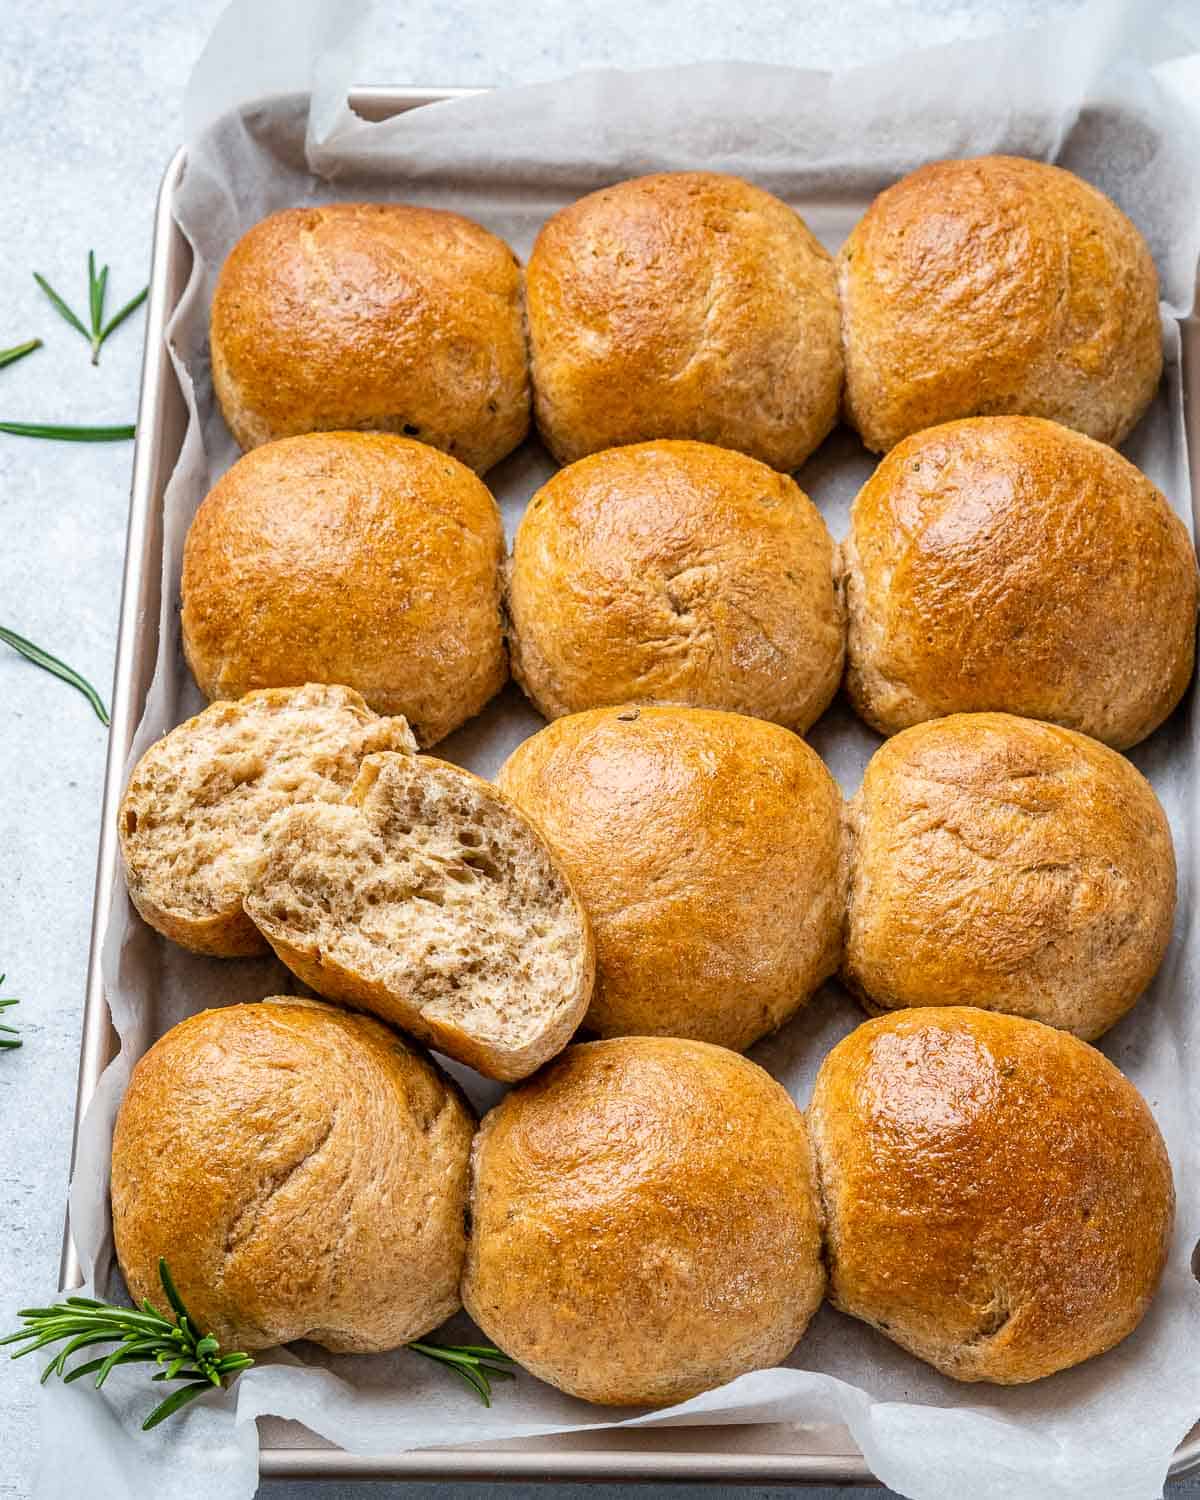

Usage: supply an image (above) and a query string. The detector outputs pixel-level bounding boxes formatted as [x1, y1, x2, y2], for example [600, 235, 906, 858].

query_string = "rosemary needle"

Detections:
[1, 1260, 254, 1431]
[0, 626, 110, 724]
[33, 252, 148, 366]
[0, 977, 19, 1051]
[2, 1260, 517, 1430]
[0, 339, 41, 372]
[0, 421, 134, 442]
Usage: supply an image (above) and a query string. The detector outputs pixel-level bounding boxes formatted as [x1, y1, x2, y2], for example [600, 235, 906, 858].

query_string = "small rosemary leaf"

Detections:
[62, 1351, 159, 1386]
[157, 1260, 191, 1327]
[88, 253, 99, 334]
[32, 273, 90, 341]
[142, 1381, 215, 1431]
[0, 339, 42, 371]
[0, 421, 134, 443]
[0, 625, 110, 725]
[99, 286, 148, 344]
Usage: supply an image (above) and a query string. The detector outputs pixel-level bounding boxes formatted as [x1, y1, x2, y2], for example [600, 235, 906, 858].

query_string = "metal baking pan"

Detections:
[61, 84, 1200, 1485]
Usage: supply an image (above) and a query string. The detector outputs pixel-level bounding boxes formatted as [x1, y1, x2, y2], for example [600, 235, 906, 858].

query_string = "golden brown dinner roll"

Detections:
[843, 714, 1176, 1039]
[838, 155, 1162, 452]
[497, 705, 845, 1050]
[527, 172, 842, 470]
[507, 441, 844, 731]
[111, 998, 475, 1353]
[463, 1037, 825, 1406]
[118, 684, 416, 957]
[181, 432, 507, 746]
[210, 202, 529, 472]
[809, 1008, 1174, 1383]
[245, 752, 594, 1082]
[842, 417, 1198, 747]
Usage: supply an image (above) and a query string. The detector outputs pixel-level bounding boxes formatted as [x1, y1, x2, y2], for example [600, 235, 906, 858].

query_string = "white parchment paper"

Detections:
[32, 1, 1200, 1496]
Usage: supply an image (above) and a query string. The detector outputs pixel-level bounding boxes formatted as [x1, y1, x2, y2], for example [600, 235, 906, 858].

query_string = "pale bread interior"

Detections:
[246, 753, 591, 1059]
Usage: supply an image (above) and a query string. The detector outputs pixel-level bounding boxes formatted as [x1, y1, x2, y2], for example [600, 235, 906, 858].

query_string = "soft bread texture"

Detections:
[181, 432, 508, 746]
[808, 1008, 1174, 1384]
[210, 202, 529, 472]
[838, 155, 1163, 452]
[111, 998, 475, 1353]
[497, 706, 846, 1050]
[527, 172, 842, 471]
[244, 752, 594, 1082]
[507, 440, 844, 731]
[463, 1037, 826, 1407]
[842, 416, 1198, 748]
[118, 684, 416, 957]
[843, 714, 1176, 1040]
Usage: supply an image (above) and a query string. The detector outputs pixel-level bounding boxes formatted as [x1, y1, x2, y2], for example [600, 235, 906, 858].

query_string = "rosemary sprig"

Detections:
[407, 1339, 517, 1405]
[1, 1260, 254, 1431]
[0, 976, 19, 1051]
[0, 626, 110, 724]
[33, 252, 148, 366]
[2, 1261, 518, 1428]
[0, 339, 41, 372]
[0, 421, 134, 442]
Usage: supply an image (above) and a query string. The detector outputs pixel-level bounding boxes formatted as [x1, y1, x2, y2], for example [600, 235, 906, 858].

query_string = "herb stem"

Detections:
[32, 255, 147, 367]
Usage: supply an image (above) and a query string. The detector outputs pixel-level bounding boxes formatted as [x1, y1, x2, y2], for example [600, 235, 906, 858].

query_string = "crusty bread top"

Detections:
[210, 202, 530, 473]
[497, 705, 845, 1051]
[463, 1036, 826, 1408]
[244, 751, 594, 1082]
[842, 416, 1198, 748]
[180, 431, 508, 746]
[527, 172, 842, 471]
[837, 155, 1163, 452]
[843, 713, 1176, 1040]
[118, 684, 416, 957]
[111, 997, 476, 1354]
[506, 439, 845, 733]
[809, 1007, 1174, 1384]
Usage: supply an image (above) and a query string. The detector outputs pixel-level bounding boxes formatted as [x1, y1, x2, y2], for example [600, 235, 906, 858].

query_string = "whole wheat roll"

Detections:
[809, 1007, 1174, 1384]
[841, 416, 1197, 748]
[463, 1036, 826, 1407]
[210, 202, 529, 473]
[497, 704, 845, 1051]
[843, 713, 1176, 1040]
[837, 155, 1162, 452]
[181, 432, 508, 747]
[507, 440, 844, 733]
[527, 171, 842, 471]
[111, 998, 475, 1353]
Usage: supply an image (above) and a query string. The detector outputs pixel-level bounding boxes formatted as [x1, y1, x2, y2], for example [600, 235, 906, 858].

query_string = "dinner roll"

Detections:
[210, 202, 529, 472]
[842, 417, 1198, 747]
[181, 432, 507, 746]
[527, 172, 842, 470]
[119, 684, 416, 957]
[463, 1037, 825, 1406]
[111, 998, 475, 1353]
[497, 705, 845, 1050]
[844, 714, 1176, 1040]
[245, 751, 594, 1082]
[507, 441, 844, 731]
[810, 1008, 1173, 1384]
[838, 155, 1162, 451]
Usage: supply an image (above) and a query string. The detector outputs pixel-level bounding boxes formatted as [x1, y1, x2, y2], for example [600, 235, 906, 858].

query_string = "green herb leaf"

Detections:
[1, 1262, 255, 1432]
[0, 626, 110, 724]
[33, 255, 148, 366]
[0, 977, 19, 1051]
[406, 1338, 517, 1406]
[0, 421, 134, 442]
[0, 339, 42, 372]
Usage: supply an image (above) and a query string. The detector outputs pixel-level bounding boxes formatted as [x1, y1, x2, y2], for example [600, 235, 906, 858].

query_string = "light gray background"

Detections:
[2, 2, 1198, 1498]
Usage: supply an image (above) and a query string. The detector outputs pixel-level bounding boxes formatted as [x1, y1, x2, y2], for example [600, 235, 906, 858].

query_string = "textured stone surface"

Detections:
[3, 1, 1198, 1497]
